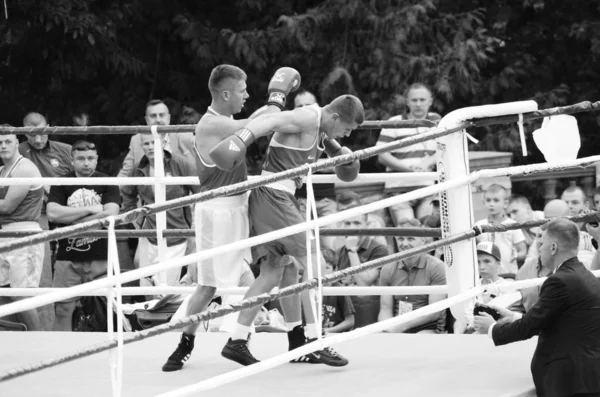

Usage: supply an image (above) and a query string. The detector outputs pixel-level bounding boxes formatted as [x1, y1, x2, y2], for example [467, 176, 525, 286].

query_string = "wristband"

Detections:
[235, 128, 256, 146]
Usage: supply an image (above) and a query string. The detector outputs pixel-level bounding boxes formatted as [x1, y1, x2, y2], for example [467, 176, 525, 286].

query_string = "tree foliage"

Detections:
[1, 0, 600, 173]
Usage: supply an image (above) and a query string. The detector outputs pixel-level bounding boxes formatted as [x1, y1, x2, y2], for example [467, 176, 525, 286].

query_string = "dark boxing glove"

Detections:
[267, 67, 301, 110]
[323, 138, 360, 182]
[208, 128, 256, 171]
[473, 302, 501, 321]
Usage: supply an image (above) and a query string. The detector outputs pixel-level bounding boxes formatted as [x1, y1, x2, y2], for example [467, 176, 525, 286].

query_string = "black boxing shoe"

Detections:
[221, 334, 260, 366]
[162, 333, 195, 372]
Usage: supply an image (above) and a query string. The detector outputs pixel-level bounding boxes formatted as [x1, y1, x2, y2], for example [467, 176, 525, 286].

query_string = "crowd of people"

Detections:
[1, 64, 600, 378]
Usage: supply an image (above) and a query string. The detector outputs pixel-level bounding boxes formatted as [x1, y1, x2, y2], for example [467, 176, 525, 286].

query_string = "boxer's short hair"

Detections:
[329, 95, 364, 125]
[209, 65, 247, 96]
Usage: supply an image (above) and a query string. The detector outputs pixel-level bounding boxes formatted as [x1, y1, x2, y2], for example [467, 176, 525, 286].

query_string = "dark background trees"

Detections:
[1, 0, 599, 176]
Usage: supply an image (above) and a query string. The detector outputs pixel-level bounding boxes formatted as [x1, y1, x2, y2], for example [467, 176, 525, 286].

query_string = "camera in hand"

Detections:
[473, 302, 501, 321]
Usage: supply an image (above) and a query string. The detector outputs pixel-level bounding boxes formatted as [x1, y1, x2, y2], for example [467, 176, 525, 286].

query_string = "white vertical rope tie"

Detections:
[305, 167, 324, 343]
[303, 168, 319, 345]
[518, 113, 527, 157]
[107, 217, 124, 397]
[151, 125, 168, 286]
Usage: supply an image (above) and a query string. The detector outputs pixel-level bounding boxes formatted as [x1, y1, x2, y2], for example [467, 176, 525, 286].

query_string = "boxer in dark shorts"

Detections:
[210, 94, 365, 367]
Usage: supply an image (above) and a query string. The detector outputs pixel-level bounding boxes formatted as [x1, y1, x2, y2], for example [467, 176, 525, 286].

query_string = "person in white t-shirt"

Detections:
[507, 195, 544, 254]
[475, 184, 527, 274]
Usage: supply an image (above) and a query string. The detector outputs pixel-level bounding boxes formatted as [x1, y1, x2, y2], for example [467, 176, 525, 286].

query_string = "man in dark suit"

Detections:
[474, 218, 600, 397]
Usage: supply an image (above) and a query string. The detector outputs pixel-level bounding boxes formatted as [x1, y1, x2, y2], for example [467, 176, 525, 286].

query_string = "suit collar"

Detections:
[554, 256, 581, 274]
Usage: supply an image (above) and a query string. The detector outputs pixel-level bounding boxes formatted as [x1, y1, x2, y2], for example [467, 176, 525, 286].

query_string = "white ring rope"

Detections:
[0, 173, 438, 186]
[106, 217, 124, 397]
[0, 154, 598, 318]
[1, 285, 450, 297]
[153, 285, 486, 397]
[305, 168, 324, 345]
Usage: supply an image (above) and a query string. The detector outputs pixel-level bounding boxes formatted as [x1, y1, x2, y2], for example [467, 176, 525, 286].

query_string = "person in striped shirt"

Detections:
[376, 83, 441, 224]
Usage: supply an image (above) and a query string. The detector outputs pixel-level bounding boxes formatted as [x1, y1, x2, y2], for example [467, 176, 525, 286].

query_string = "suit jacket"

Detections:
[117, 132, 195, 179]
[492, 257, 600, 397]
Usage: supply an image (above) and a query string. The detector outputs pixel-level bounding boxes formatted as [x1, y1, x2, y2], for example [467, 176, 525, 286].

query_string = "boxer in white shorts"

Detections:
[161, 64, 300, 371]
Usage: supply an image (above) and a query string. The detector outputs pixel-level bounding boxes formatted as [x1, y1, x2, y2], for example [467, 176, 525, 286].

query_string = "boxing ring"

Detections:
[1, 100, 600, 397]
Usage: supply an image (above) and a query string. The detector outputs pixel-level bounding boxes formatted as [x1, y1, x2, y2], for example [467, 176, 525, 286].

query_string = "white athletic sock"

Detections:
[286, 321, 302, 331]
[231, 324, 251, 341]
[305, 323, 319, 339]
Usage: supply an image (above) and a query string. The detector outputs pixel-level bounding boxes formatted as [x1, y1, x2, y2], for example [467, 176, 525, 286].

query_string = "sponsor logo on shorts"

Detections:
[229, 142, 241, 152]
[308, 156, 315, 160]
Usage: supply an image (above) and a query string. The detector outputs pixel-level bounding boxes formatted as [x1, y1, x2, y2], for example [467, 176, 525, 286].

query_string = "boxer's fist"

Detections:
[267, 67, 301, 110]
[209, 128, 256, 171]
[334, 147, 360, 182]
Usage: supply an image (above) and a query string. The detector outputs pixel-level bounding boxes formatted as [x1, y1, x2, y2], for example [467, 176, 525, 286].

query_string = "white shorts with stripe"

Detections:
[195, 193, 251, 289]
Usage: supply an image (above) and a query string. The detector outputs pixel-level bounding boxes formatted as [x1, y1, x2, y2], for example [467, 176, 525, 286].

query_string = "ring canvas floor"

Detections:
[1, 332, 537, 397]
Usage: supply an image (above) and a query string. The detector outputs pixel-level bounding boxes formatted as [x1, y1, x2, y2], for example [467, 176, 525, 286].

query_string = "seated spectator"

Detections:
[525, 199, 596, 268]
[476, 242, 513, 303]
[378, 218, 447, 333]
[336, 191, 387, 248]
[121, 134, 200, 287]
[475, 184, 527, 273]
[47, 140, 121, 331]
[376, 83, 441, 223]
[593, 186, 600, 210]
[0, 133, 45, 331]
[421, 212, 443, 260]
[334, 204, 388, 328]
[561, 184, 589, 230]
[321, 249, 355, 333]
[507, 195, 544, 253]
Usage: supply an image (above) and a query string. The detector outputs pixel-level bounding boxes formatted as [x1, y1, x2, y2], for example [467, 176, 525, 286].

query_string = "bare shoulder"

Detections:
[195, 115, 246, 139]
[13, 158, 42, 178]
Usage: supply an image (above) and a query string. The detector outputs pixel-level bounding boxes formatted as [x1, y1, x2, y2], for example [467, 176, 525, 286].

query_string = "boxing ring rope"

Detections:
[0, 285, 450, 297]
[1, 156, 597, 320]
[0, 156, 598, 320]
[1, 209, 598, 383]
[1, 100, 600, 396]
[1, 99, 597, 255]
[0, 227, 443, 238]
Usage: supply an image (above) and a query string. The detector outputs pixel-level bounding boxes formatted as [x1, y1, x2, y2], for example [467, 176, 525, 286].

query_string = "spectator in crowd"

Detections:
[336, 191, 387, 248]
[561, 184, 588, 216]
[46, 140, 121, 331]
[474, 218, 600, 397]
[293, 90, 338, 251]
[378, 218, 447, 333]
[593, 185, 600, 210]
[121, 133, 200, 286]
[376, 83, 441, 223]
[20, 112, 73, 278]
[0, 133, 45, 331]
[475, 184, 527, 273]
[421, 212, 443, 260]
[507, 195, 544, 253]
[476, 242, 513, 303]
[321, 249, 355, 333]
[117, 99, 195, 179]
[335, 202, 388, 328]
[512, 199, 596, 314]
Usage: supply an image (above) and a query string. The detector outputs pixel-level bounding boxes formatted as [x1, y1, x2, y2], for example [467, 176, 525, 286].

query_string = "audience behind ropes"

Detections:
[3, 77, 600, 338]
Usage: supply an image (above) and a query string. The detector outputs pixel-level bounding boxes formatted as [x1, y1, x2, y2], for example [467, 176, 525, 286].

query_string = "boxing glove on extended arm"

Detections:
[208, 127, 256, 171]
[323, 138, 360, 182]
[267, 67, 301, 110]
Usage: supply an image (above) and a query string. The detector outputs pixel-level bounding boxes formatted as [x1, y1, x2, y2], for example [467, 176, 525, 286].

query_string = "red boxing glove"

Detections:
[334, 147, 360, 182]
[323, 138, 360, 182]
[208, 128, 256, 171]
[267, 67, 301, 110]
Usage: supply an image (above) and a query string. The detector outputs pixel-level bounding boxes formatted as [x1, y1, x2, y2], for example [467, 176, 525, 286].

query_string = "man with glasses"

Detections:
[378, 218, 447, 333]
[47, 140, 121, 331]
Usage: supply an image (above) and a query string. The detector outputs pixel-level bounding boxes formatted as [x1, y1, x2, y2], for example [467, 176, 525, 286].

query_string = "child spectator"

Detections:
[475, 184, 527, 273]
[476, 242, 513, 303]
[507, 195, 544, 253]
[321, 249, 355, 333]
